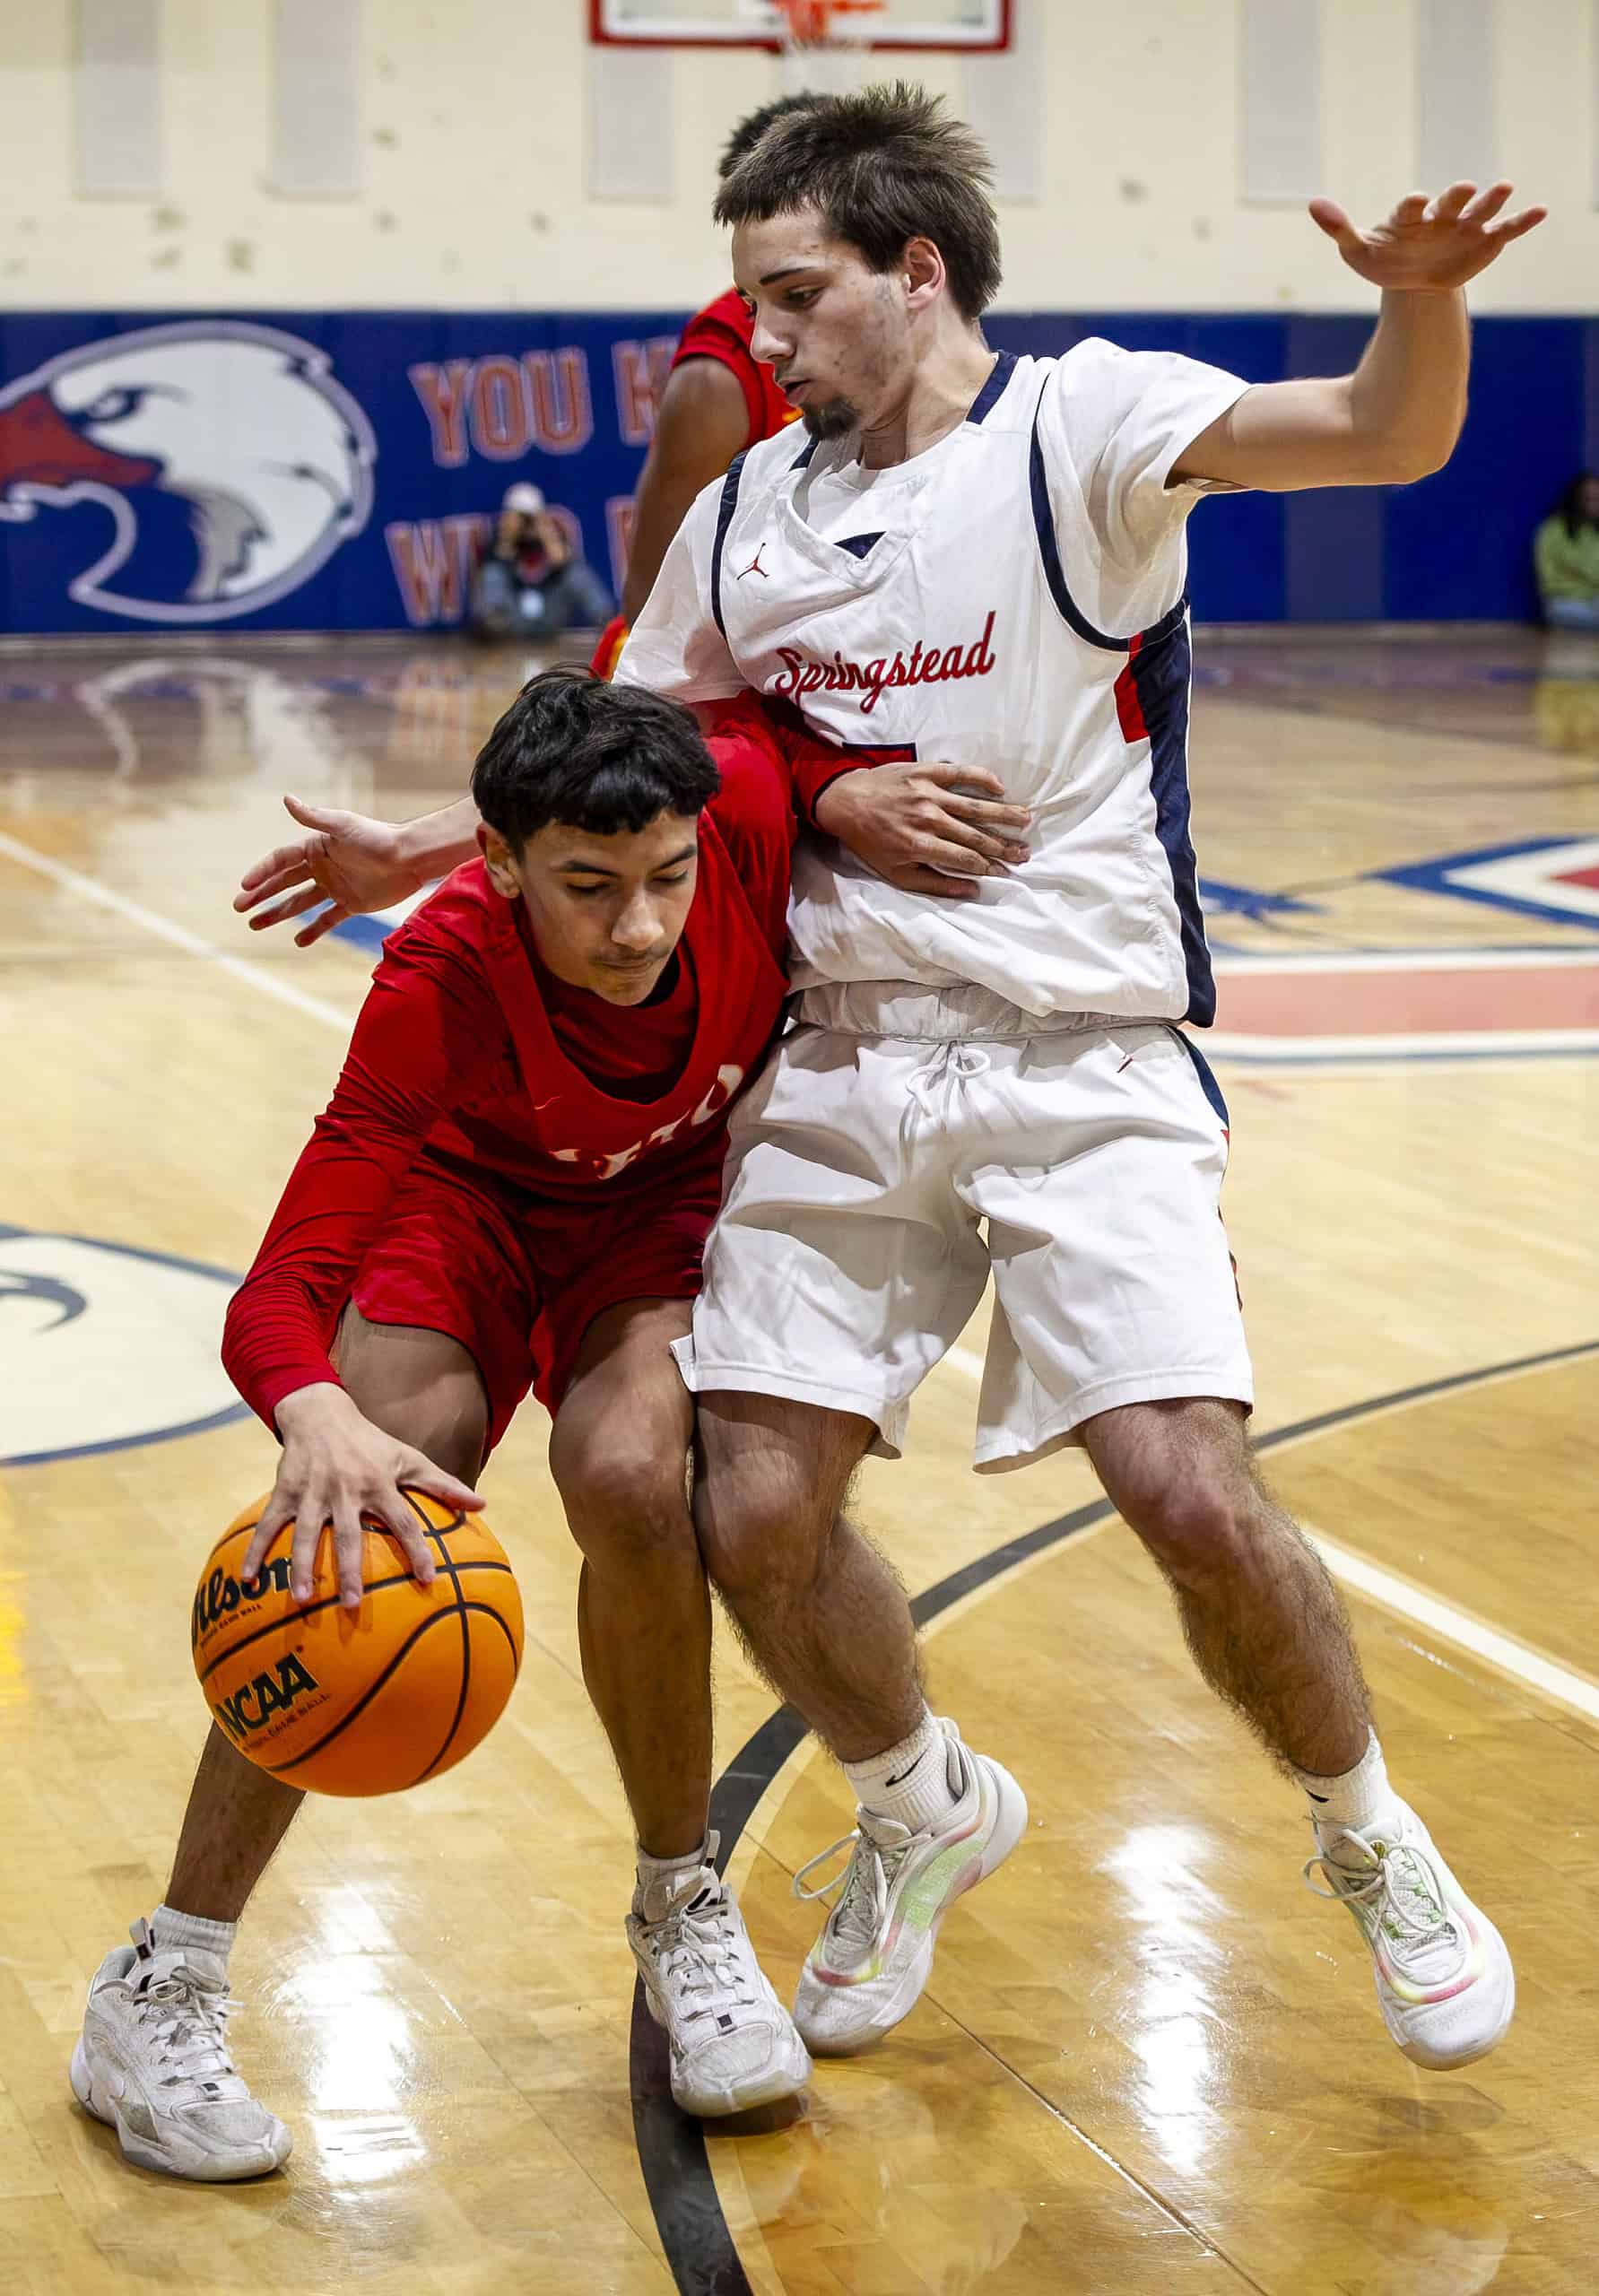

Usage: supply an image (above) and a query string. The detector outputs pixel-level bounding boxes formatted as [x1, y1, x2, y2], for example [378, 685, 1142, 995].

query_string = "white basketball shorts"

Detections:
[672, 982, 1254, 1474]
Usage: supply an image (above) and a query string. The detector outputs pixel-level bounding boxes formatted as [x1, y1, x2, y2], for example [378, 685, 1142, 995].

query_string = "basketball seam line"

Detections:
[408, 1488, 474, 1787]
[262, 1600, 514, 1779]
[195, 1560, 514, 1685]
[199, 1497, 469, 1570]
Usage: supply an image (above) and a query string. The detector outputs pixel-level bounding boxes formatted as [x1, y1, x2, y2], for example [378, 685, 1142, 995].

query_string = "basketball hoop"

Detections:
[773, 0, 884, 95]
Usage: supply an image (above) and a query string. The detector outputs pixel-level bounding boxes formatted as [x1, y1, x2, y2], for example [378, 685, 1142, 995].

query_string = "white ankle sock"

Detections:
[634, 1839, 710, 1911]
[151, 1902, 237, 1964]
[845, 1710, 960, 1834]
[636, 1839, 708, 1881]
[1295, 1731, 1401, 1850]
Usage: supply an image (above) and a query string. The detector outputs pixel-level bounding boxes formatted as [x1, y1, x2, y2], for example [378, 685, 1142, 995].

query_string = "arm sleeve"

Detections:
[1038, 339, 1254, 568]
[613, 479, 745, 704]
[221, 927, 503, 1432]
[700, 691, 874, 831]
[700, 693, 891, 955]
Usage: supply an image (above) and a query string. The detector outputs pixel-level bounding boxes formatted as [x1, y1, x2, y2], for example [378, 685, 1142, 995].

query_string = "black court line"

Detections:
[630, 1333, 1598, 2296]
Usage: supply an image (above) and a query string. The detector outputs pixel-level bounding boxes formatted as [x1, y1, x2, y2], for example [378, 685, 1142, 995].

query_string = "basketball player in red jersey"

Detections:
[588, 97, 811, 678]
[73, 672, 1031, 2177]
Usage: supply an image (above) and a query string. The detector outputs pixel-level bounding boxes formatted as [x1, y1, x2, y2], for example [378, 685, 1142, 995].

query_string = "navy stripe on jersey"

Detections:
[838, 532, 885, 560]
[792, 435, 820, 470]
[1169, 1025, 1230, 1128]
[1122, 622, 1215, 1026]
[709, 449, 749, 640]
[967, 350, 1017, 427]
[1029, 396, 1122, 653]
[1028, 385, 1192, 655]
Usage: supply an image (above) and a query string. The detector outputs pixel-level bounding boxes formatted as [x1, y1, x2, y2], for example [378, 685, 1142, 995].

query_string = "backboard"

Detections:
[590, 1, 1010, 49]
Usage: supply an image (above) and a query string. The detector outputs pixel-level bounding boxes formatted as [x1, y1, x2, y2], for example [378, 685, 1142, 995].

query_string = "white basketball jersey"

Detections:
[618, 340, 1249, 1023]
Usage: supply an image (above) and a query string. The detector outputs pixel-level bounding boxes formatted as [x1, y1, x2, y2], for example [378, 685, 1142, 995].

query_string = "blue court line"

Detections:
[1374, 837, 1599, 935]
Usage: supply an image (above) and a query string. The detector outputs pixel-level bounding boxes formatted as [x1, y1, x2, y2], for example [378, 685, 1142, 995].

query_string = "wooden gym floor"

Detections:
[1, 625, 1595, 2293]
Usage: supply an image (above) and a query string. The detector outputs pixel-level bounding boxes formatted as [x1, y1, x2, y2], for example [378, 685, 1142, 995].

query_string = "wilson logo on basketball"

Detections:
[212, 1652, 323, 1747]
[190, 1556, 293, 1650]
[771, 610, 998, 718]
[194, 1489, 525, 1796]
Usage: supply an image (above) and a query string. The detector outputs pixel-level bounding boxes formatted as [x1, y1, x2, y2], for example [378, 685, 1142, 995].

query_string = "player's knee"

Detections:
[338, 1378, 486, 1491]
[335, 1311, 488, 1486]
[553, 1435, 692, 1570]
[1118, 1465, 1250, 1583]
[694, 1469, 830, 1605]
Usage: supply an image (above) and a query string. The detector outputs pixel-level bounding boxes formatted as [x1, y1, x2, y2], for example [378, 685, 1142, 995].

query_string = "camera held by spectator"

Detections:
[471, 481, 615, 640]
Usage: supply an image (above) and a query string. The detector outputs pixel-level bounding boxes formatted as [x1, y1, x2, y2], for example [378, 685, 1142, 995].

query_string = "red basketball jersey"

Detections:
[673, 287, 800, 452]
[418, 813, 787, 1191]
[222, 699, 850, 1430]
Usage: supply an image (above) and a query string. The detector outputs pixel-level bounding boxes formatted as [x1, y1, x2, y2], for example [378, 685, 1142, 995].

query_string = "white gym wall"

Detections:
[0, 0, 1590, 310]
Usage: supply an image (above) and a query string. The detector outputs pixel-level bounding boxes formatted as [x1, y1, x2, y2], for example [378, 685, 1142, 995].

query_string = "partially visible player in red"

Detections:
[73, 672, 1040, 2177]
[589, 96, 811, 678]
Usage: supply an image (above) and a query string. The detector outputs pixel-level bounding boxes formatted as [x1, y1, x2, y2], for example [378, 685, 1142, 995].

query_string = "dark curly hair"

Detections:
[471, 671, 719, 851]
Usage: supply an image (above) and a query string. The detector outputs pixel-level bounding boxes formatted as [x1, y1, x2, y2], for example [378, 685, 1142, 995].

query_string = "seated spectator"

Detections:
[1534, 472, 1599, 632]
[470, 483, 614, 639]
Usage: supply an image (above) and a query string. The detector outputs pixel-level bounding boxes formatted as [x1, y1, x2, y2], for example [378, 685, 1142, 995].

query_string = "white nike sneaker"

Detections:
[1304, 1799, 1516, 2070]
[627, 1837, 812, 2118]
[792, 1718, 1028, 2057]
[70, 1919, 292, 2180]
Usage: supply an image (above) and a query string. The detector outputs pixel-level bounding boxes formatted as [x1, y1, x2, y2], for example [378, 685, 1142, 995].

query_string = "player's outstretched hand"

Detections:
[1309, 182, 1545, 291]
[248, 1383, 485, 1610]
[234, 794, 422, 948]
[814, 761, 1032, 900]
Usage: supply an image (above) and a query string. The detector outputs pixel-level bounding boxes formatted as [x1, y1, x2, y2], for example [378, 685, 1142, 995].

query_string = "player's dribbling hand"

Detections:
[234, 794, 423, 947]
[248, 1383, 485, 1610]
[1309, 182, 1545, 291]
[814, 762, 1032, 900]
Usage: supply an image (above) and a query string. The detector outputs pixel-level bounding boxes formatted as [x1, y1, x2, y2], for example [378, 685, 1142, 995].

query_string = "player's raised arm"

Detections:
[235, 792, 481, 946]
[1174, 183, 1546, 493]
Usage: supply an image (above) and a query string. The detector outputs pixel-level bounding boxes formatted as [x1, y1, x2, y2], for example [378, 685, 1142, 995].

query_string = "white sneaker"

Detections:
[627, 1837, 811, 2118]
[792, 1718, 1028, 2057]
[70, 1919, 291, 2179]
[1304, 1799, 1515, 2070]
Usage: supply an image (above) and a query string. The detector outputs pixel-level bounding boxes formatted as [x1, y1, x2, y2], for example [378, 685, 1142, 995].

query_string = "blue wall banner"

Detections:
[0, 309, 1592, 634]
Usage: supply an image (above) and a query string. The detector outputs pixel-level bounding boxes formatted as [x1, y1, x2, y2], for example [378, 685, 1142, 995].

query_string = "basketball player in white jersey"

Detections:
[222, 91, 1541, 2083]
[610, 88, 1543, 2070]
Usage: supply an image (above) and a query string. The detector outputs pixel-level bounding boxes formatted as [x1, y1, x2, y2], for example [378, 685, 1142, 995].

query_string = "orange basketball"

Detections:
[191, 1491, 524, 1796]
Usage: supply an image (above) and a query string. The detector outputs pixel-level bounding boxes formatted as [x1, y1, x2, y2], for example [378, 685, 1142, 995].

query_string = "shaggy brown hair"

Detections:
[712, 83, 1002, 323]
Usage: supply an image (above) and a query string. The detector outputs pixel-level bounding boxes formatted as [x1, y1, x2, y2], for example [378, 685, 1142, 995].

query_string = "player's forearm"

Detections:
[1346, 289, 1469, 482]
[395, 796, 481, 879]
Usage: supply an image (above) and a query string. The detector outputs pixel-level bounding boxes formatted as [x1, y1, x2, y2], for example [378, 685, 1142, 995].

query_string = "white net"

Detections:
[775, 0, 885, 97]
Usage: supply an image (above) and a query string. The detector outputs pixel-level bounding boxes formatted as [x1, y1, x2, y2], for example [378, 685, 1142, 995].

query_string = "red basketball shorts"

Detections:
[350, 1144, 726, 1454]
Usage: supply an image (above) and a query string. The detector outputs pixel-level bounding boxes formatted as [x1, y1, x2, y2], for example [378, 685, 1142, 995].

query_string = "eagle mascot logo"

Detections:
[0, 320, 376, 622]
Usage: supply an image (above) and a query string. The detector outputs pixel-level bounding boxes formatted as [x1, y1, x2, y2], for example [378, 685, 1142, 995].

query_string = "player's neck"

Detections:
[857, 333, 996, 472]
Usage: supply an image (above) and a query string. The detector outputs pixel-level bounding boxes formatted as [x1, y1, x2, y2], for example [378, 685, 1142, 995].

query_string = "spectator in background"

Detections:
[471, 482, 614, 639]
[1534, 472, 1599, 632]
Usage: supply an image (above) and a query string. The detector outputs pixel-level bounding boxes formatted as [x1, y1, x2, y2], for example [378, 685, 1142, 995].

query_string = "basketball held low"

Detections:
[191, 1488, 525, 1796]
